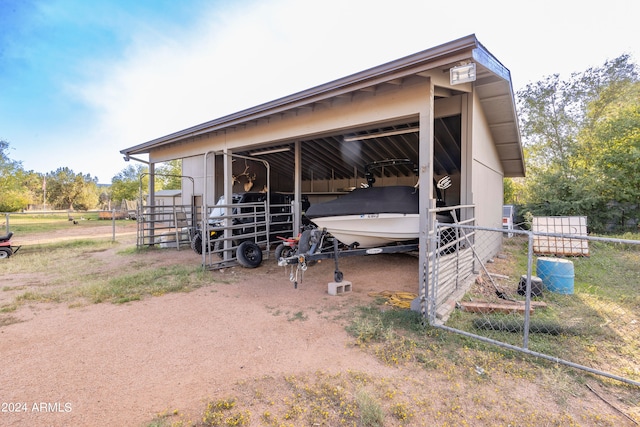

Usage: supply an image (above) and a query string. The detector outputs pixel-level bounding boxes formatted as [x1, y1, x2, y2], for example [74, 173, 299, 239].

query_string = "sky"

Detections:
[1, 0, 638, 184]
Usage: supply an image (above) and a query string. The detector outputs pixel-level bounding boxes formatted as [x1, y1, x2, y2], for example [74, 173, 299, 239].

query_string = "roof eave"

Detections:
[121, 34, 481, 156]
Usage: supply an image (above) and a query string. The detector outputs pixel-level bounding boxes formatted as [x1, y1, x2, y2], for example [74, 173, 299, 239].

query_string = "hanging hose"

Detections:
[368, 291, 417, 309]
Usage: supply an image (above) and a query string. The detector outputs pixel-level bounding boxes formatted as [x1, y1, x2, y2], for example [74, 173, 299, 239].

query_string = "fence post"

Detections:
[4, 213, 9, 233]
[522, 230, 535, 349]
[112, 209, 116, 242]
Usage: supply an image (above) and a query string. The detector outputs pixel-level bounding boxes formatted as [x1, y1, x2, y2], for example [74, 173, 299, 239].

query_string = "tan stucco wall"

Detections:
[471, 92, 504, 262]
[471, 92, 504, 229]
[150, 77, 433, 166]
[173, 77, 440, 204]
[182, 154, 215, 204]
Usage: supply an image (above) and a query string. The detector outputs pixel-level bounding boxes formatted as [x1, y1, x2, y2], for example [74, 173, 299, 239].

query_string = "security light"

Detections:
[450, 63, 476, 85]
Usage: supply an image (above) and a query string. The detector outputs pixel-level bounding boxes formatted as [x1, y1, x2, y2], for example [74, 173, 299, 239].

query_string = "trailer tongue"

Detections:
[277, 228, 418, 288]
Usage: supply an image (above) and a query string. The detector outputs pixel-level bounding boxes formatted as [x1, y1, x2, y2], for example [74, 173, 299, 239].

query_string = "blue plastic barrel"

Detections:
[536, 257, 574, 294]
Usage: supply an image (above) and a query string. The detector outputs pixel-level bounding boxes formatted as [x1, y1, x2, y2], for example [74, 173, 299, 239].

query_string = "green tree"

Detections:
[516, 54, 640, 232]
[156, 159, 183, 190]
[579, 80, 640, 230]
[518, 74, 579, 173]
[46, 167, 99, 210]
[111, 164, 149, 203]
[503, 177, 527, 205]
[0, 140, 31, 211]
[23, 171, 47, 208]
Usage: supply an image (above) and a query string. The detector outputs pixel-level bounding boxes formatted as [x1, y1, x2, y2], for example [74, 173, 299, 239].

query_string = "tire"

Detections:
[192, 233, 205, 254]
[298, 229, 319, 254]
[297, 229, 323, 266]
[213, 239, 225, 259]
[274, 243, 295, 260]
[192, 233, 218, 255]
[0, 248, 11, 259]
[236, 241, 263, 268]
[298, 230, 310, 254]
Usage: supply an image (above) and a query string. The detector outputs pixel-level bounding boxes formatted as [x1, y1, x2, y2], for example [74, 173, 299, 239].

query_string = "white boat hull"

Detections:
[311, 213, 419, 248]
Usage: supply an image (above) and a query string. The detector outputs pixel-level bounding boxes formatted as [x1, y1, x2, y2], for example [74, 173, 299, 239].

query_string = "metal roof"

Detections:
[121, 34, 524, 179]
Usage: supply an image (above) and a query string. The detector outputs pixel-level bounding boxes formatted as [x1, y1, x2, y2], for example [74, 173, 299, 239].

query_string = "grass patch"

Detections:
[8, 264, 210, 306]
[149, 367, 629, 427]
[286, 310, 308, 322]
[201, 398, 250, 426]
[355, 388, 384, 427]
[346, 305, 425, 346]
[0, 315, 22, 327]
[0, 303, 18, 313]
[1, 238, 214, 308]
[83, 264, 208, 304]
[5, 213, 123, 234]
[1, 239, 115, 275]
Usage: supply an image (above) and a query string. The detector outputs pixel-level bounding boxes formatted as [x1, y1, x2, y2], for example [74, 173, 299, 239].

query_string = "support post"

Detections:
[418, 77, 435, 321]
[293, 140, 302, 236]
[222, 148, 233, 260]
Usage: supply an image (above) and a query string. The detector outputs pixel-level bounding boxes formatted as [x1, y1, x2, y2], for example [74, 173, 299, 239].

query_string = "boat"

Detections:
[305, 159, 453, 249]
[305, 185, 422, 248]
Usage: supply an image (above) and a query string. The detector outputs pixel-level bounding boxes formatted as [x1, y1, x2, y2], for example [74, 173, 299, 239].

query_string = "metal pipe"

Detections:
[522, 230, 534, 348]
[434, 323, 640, 388]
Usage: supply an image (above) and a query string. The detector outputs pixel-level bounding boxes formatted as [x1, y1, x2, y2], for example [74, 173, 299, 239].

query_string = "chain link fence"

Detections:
[431, 223, 640, 386]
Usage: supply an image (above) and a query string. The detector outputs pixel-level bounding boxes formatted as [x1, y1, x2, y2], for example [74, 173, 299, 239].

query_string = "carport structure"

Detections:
[121, 34, 524, 318]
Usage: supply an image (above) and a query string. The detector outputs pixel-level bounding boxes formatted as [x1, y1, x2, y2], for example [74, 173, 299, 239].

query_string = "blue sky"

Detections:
[1, 0, 638, 184]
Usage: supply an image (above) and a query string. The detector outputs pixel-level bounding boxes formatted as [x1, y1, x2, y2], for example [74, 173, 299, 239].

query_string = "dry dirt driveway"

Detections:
[0, 231, 419, 426]
[0, 228, 636, 426]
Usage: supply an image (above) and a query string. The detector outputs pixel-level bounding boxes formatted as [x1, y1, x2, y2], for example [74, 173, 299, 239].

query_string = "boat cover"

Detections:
[306, 186, 419, 219]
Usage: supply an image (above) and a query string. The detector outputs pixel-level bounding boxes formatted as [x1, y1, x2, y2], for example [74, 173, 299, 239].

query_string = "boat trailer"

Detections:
[277, 228, 418, 288]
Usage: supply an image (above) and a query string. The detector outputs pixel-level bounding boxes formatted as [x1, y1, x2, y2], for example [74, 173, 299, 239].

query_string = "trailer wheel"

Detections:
[275, 243, 295, 260]
[0, 248, 11, 259]
[334, 270, 343, 283]
[236, 241, 262, 268]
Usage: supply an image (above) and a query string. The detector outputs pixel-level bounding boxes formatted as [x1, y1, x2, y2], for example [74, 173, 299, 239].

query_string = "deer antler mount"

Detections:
[232, 161, 257, 192]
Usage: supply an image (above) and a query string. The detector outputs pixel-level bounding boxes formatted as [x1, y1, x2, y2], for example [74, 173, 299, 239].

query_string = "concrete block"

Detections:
[328, 281, 352, 296]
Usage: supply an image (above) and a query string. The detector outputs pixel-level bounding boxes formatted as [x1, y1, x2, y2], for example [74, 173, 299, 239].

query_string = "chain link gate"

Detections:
[428, 222, 640, 387]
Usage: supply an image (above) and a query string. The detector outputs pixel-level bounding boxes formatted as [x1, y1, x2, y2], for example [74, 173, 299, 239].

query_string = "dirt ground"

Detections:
[0, 225, 638, 426]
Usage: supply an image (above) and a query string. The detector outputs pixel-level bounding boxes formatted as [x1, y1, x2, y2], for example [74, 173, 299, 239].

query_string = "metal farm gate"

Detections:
[197, 195, 294, 270]
[134, 160, 296, 269]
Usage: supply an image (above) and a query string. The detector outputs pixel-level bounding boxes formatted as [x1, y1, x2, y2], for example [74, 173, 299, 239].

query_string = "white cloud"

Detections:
[68, 0, 639, 182]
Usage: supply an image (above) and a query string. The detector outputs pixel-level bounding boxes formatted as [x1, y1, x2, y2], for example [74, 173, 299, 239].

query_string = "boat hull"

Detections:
[310, 213, 419, 248]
